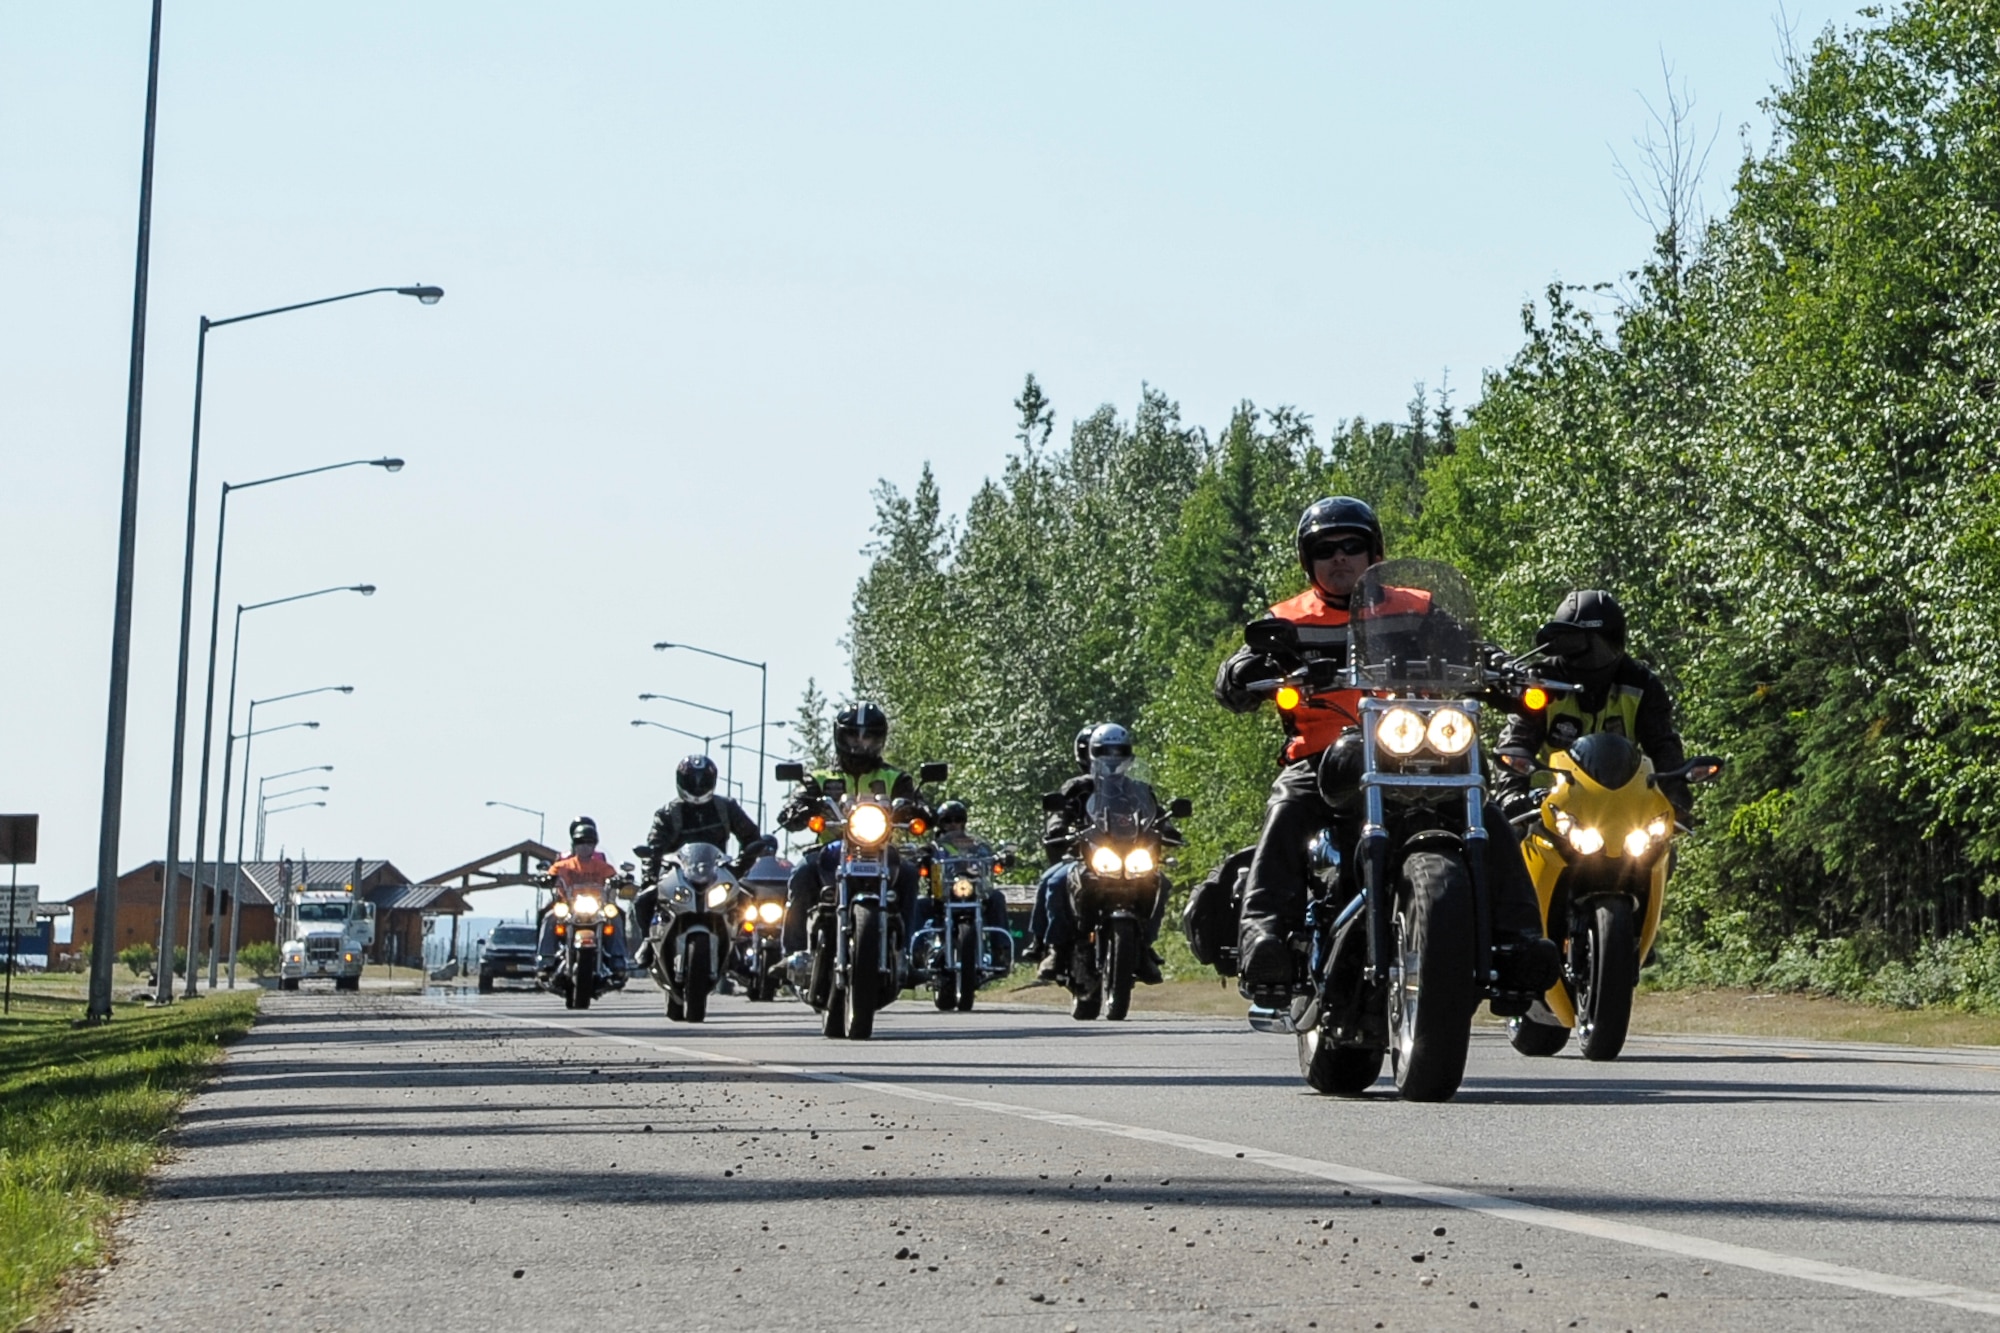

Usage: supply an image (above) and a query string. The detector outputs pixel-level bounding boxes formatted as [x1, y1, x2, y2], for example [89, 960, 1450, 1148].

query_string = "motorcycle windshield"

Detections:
[1087, 770, 1159, 838]
[677, 842, 726, 887]
[1349, 559, 1482, 694]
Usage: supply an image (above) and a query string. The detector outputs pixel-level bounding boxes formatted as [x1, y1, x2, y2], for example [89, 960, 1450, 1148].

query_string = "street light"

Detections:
[203, 717, 317, 988]
[630, 718, 718, 751]
[153, 282, 436, 1008]
[653, 641, 769, 828]
[157, 451, 401, 1002]
[226, 686, 351, 985]
[262, 799, 326, 818]
[638, 692, 736, 794]
[485, 801, 546, 846]
[182, 583, 371, 997]
[257, 764, 333, 857]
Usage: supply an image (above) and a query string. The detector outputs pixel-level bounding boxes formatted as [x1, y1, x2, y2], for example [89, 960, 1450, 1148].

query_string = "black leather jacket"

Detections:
[645, 797, 761, 880]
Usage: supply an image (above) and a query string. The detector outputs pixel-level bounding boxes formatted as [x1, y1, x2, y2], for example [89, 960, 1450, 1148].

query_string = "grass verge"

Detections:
[0, 990, 257, 1329]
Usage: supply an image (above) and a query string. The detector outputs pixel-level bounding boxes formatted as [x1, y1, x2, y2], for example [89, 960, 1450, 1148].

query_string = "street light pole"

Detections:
[630, 719, 719, 752]
[227, 687, 350, 986]
[156, 286, 437, 1007]
[484, 801, 545, 846]
[653, 642, 769, 830]
[211, 716, 318, 987]
[85, 0, 162, 1025]
[259, 769, 333, 859]
[637, 693, 735, 795]
[185, 583, 371, 996]
[165, 458, 399, 996]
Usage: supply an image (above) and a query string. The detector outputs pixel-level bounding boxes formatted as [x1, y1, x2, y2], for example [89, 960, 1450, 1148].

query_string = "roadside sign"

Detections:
[2, 884, 36, 934]
[0, 815, 37, 866]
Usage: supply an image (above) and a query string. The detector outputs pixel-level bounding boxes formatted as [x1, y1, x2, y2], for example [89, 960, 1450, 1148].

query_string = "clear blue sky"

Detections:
[2, 1, 1856, 918]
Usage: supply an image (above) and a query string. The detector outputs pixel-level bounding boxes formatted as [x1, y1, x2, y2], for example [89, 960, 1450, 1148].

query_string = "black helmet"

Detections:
[1296, 496, 1384, 570]
[1544, 589, 1628, 671]
[676, 754, 718, 802]
[568, 816, 599, 845]
[1073, 724, 1100, 772]
[833, 701, 890, 774]
[1088, 722, 1135, 770]
[936, 799, 969, 830]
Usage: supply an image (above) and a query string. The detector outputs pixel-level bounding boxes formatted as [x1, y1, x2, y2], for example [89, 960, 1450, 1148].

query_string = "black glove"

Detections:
[1498, 789, 1541, 824]
[1228, 652, 1282, 690]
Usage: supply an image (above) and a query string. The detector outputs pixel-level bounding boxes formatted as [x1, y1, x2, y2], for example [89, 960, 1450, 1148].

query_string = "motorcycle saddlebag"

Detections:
[1182, 845, 1255, 975]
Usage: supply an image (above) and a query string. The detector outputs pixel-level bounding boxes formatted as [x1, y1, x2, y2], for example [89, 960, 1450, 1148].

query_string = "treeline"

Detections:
[819, 1, 2000, 1003]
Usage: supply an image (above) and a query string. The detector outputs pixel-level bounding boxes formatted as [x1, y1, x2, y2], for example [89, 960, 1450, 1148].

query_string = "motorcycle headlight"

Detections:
[1426, 707, 1475, 756]
[573, 893, 601, 916]
[603, 901, 620, 918]
[552, 900, 572, 919]
[1647, 816, 1670, 839]
[1623, 828, 1652, 858]
[950, 878, 977, 900]
[742, 905, 758, 925]
[758, 901, 784, 924]
[1123, 847, 1155, 876]
[848, 804, 890, 845]
[1570, 825, 1605, 855]
[705, 885, 732, 909]
[1089, 845, 1123, 876]
[667, 883, 693, 907]
[1378, 707, 1425, 756]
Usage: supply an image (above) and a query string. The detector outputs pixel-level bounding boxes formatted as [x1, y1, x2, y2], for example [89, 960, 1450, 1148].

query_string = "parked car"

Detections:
[478, 923, 540, 993]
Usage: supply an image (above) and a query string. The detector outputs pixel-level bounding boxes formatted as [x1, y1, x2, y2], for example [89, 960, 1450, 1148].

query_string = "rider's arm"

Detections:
[726, 799, 762, 851]
[1214, 645, 1273, 714]
[645, 807, 674, 878]
[1493, 709, 1547, 805]
[1634, 670, 1691, 816]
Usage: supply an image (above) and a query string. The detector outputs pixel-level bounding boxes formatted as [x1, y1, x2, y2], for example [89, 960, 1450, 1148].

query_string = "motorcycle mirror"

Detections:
[534, 860, 551, 872]
[619, 862, 635, 874]
[1243, 616, 1299, 655]
[632, 844, 655, 859]
[1681, 756, 1726, 783]
[774, 761, 805, 783]
[1040, 791, 1064, 813]
[1494, 751, 1537, 776]
[919, 761, 949, 785]
[1533, 623, 1592, 662]
[1169, 796, 1192, 820]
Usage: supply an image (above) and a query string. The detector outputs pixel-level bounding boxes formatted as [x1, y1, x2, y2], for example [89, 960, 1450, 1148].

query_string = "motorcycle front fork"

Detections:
[1356, 785, 1496, 990]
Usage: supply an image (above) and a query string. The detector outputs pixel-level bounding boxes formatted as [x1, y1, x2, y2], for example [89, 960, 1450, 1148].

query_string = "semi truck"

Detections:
[278, 886, 375, 991]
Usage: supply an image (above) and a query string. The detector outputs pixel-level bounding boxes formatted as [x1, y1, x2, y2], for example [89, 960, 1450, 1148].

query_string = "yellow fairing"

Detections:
[1518, 748, 1677, 1028]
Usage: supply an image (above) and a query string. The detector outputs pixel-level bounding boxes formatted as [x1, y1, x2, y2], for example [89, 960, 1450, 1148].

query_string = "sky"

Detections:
[2, 1, 1860, 923]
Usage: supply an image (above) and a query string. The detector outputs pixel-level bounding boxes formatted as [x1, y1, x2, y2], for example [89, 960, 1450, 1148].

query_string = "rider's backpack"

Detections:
[1182, 846, 1254, 976]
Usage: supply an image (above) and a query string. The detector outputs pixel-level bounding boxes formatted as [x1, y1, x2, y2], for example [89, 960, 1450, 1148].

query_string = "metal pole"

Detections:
[154, 314, 211, 1007]
[86, 0, 163, 1025]
[183, 485, 232, 997]
[209, 606, 246, 988]
[225, 702, 260, 989]
[6, 863, 16, 1015]
[756, 662, 768, 832]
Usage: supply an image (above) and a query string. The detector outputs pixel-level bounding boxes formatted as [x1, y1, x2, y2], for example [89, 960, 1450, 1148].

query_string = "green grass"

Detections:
[0, 991, 256, 1329]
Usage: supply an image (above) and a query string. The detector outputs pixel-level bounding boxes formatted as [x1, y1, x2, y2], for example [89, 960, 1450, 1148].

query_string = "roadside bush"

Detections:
[116, 943, 155, 978]
[236, 942, 279, 978]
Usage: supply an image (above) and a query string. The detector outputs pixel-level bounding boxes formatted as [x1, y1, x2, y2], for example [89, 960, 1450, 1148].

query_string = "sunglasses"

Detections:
[1309, 538, 1371, 560]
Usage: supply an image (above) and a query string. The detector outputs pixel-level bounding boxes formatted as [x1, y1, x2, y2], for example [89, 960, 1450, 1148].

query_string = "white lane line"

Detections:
[449, 1000, 2000, 1318]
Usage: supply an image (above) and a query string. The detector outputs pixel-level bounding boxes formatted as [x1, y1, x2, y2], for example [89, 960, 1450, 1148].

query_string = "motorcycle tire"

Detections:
[1070, 985, 1102, 1021]
[1104, 920, 1138, 1021]
[573, 948, 597, 1011]
[933, 985, 955, 1011]
[954, 919, 979, 1012]
[845, 903, 882, 1040]
[665, 986, 685, 1021]
[1386, 851, 1477, 1102]
[685, 946, 712, 1024]
[477, 973, 494, 994]
[822, 987, 848, 1038]
[1298, 1024, 1385, 1095]
[1577, 898, 1637, 1061]
[1507, 1012, 1571, 1057]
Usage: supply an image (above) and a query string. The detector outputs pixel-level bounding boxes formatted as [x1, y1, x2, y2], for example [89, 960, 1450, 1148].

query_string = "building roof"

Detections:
[422, 840, 562, 888]
[368, 882, 469, 914]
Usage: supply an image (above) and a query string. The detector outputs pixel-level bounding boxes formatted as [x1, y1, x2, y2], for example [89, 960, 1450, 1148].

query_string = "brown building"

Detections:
[64, 858, 468, 969]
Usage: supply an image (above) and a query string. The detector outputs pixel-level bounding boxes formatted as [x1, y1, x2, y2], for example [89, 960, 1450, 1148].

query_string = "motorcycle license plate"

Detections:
[845, 860, 882, 877]
[574, 929, 596, 947]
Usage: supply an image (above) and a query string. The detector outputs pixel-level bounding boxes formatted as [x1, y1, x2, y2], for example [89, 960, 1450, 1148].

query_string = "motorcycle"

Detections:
[730, 848, 796, 1002]
[776, 759, 949, 1040]
[537, 868, 631, 1011]
[909, 842, 1018, 1012]
[1045, 766, 1189, 1022]
[634, 836, 777, 1022]
[1240, 558, 1551, 1102]
[1498, 731, 1721, 1060]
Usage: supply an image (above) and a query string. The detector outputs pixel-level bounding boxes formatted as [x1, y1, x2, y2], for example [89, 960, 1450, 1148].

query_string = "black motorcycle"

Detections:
[634, 836, 776, 1022]
[1046, 768, 1189, 1021]
[909, 842, 1018, 1012]
[776, 761, 949, 1040]
[729, 849, 795, 1002]
[535, 870, 630, 1011]
[1239, 558, 1550, 1102]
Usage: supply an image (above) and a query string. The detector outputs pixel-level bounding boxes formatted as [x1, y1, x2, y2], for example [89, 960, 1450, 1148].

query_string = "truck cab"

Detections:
[279, 890, 376, 991]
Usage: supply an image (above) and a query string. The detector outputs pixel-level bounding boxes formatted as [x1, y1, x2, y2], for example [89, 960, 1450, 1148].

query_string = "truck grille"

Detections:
[305, 938, 339, 962]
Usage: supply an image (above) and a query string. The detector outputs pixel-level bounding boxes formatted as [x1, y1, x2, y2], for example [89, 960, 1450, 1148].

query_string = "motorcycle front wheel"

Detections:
[684, 942, 712, 1023]
[1576, 898, 1637, 1061]
[1104, 919, 1138, 1021]
[954, 919, 979, 1012]
[1386, 852, 1477, 1102]
[844, 902, 882, 1040]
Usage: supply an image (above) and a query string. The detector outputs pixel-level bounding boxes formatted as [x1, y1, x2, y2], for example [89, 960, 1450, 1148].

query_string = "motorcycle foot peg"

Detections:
[1239, 983, 1293, 1009]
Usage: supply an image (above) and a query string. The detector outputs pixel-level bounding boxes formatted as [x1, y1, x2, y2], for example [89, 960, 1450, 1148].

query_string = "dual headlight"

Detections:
[847, 803, 890, 846]
[1088, 845, 1156, 878]
[1552, 811, 1670, 858]
[572, 893, 601, 917]
[1377, 706, 1476, 758]
[705, 885, 732, 909]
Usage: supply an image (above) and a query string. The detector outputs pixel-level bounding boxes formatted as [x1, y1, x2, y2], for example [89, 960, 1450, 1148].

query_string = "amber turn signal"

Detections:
[1275, 685, 1302, 711]
[1522, 685, 1549, 711]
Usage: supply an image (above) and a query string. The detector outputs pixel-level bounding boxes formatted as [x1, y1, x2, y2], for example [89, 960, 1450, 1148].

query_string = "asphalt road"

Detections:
[61, 984, 2000, 1332]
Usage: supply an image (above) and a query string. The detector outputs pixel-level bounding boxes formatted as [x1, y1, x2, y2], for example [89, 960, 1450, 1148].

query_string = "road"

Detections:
[63, 984, 2000, 1332]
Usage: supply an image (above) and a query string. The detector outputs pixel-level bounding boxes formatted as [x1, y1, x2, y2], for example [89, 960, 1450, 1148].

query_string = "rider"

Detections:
[537, 816, 629, 981]
[1037, 722, 1176, 986]
[1495, 589, 1690, 818]
[1215, 496, 1558, 992]
[778, 701, 923, 953]
[1023, 724, 1097, 965]
[919, 798, 1011, 938]
[632, 754, 765, 965]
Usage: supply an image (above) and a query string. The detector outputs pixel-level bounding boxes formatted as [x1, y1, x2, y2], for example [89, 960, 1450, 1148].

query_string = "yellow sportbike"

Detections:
[1498, 733, 1721, 1060]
